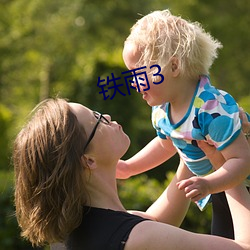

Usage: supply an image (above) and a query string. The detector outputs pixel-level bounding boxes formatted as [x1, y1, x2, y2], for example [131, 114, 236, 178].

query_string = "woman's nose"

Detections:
[103, 114, 111, 123]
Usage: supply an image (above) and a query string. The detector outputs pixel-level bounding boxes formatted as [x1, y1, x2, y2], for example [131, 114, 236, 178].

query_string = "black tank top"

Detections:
[66, 206, 148, 250]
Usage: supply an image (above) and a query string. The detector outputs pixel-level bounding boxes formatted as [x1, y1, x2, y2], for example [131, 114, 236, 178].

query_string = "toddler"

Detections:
[118, 9, 250, 238]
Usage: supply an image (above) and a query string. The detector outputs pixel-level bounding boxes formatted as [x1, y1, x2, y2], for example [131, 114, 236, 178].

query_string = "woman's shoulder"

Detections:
[125, 220, 191, 250]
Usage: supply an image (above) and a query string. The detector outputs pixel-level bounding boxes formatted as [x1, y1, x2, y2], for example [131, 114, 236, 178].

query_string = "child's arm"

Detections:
[116, 136, 177, 179]
[178, 131, 250, 201]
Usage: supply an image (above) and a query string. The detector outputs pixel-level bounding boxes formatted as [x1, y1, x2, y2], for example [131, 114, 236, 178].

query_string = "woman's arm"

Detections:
[145, 159, 192, 226]
[225, 184, 250, 244]
[125, 183, 250, 250]
[128, 159, 193, 226]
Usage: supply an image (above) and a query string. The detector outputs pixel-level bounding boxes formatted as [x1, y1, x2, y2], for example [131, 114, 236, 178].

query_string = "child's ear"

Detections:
[171, 63, 177, 72]
[171, 57, 180, 77]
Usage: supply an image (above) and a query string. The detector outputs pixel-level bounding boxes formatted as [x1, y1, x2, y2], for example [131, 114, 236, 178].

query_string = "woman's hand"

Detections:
[239, 107, 250, 140]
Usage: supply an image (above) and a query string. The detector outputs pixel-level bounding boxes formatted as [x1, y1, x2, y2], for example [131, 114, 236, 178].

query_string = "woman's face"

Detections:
[68, 103, 130, 161]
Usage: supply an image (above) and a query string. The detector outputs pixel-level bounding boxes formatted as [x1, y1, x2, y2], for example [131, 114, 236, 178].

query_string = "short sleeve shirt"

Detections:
[152, 75, 241, 176]
[66, 207, 148, 250]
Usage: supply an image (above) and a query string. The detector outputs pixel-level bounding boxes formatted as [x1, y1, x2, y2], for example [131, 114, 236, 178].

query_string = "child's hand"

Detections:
[177, 176, 211, 202]
[116, 160, 131, 179]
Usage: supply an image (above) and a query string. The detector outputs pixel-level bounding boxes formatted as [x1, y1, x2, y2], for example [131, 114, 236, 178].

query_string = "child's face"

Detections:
[123, 43, 172, 106]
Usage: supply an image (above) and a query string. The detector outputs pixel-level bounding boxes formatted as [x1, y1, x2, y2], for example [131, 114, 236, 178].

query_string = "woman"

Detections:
[13, 98, 250, 249]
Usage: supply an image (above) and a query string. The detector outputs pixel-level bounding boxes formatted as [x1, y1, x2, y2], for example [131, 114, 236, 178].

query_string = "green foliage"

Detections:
[119, 174, 163, 210]
[239, 95, 250, 113]
[0, 171, 44, 249]
[0, 104, 13, 170]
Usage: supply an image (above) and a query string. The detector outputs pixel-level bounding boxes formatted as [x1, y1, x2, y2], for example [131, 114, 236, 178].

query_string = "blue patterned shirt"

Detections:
[152, 75, 242, 176]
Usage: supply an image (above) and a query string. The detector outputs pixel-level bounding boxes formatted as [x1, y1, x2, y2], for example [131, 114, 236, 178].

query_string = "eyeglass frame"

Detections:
[83, 111, 110, 151]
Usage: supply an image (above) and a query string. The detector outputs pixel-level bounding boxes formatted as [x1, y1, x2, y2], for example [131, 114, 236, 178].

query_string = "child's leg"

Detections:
[211, 192, 234, 239]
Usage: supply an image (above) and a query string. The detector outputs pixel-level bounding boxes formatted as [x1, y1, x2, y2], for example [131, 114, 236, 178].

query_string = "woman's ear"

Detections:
[170, 57, 180, 77]
[82, 155, 97, 169]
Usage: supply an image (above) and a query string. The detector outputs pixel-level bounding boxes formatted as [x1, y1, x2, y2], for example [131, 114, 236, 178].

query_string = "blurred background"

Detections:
[0, 0, 249, 249]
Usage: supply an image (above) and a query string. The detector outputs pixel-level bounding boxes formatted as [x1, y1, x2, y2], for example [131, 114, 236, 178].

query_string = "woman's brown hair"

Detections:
[13, 98, 88, 246]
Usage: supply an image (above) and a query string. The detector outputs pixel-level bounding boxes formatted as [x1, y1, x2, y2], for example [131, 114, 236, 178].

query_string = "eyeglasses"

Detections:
[84, 111, 110, 151]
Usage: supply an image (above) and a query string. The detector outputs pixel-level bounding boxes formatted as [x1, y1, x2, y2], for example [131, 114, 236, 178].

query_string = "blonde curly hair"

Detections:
[125, 9, 222, 79]
[13, 98, 88, 246]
